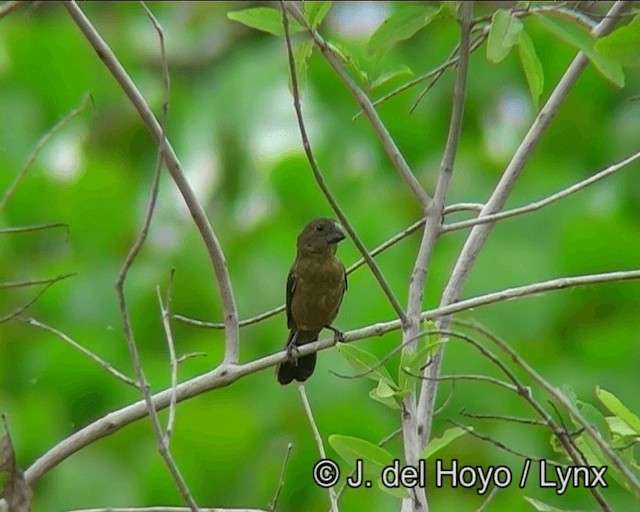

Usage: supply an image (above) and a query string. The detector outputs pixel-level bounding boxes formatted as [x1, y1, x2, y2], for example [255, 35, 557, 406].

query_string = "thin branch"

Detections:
[354, 29, 488, 119]
[442, 149, 640, 234]
[402, 10, 473, 499]
[283, 2, 432, 210]
[22, 318, 136, 387]
[298, 386, 338, 512]
[460, 319, 640, 496]
[459, 409, 548, 428]
[22, 269, 640, 487]
[0, 223, 69, 236]
[269, 443, 292, 512]
[0, 94, 90, 211]
[418, 0, 632, 443]
[280, 1, 407, 326]
[0, 272, 76, 290]
[176, 144, 640, 331]
[157, 270, 178, 445]
[0, 277, 73, 324]
[0, 1, 23, 20]
[63, 1, 240, 364]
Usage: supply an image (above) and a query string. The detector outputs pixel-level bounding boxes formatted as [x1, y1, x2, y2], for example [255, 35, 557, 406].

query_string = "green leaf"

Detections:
[597, 387, 640, 434]
[596, 15, 640, 67]
[421, 426, 469, 460]
[329, 434, 395, 471]
[227, 7, 304, 37]
[327, 41, 368, 84]
[377, 477, 409, 499]
[369, 65, 414, 91]
[288, 39, 314, 93]
[606, 416, 638, 437]
[398, 326, 445, 393]
[369, 386, 400, 410]
[304, 1, 332, 30]
[534, 12, 624, 87]
[576, 399, 611, 441]
[487, 9, 523, 63]
[524, 497, 583, 512]
[365, 5, 440, 62]
[517, 30, 544, 105]
[336, 342, 395, 386]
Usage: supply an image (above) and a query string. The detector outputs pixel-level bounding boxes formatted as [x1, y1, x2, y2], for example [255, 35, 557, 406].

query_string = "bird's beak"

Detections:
[327, 222, 346, 244]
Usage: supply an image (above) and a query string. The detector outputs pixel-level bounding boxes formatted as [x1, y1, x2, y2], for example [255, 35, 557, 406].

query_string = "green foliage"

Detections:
[487, 9, 523, 64]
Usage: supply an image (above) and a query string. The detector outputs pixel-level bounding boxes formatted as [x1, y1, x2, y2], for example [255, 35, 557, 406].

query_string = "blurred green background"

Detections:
[1, 1, 639, 511]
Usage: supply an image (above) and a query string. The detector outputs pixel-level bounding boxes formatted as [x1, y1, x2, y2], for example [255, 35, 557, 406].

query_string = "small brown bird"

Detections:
[277, 218, 347, 385]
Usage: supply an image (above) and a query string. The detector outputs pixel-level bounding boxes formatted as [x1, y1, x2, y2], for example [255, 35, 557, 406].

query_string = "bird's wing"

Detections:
[286, 268, 297, 330]
[342, 263, 348, 293]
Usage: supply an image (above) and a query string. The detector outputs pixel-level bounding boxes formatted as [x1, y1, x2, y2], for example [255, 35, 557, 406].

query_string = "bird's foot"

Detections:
[286, 343, 300, 366]
[326, 325, 344, 343]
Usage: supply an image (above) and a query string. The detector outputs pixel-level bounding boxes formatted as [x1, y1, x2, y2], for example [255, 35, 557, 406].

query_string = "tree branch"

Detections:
[63, 1, 240, 364]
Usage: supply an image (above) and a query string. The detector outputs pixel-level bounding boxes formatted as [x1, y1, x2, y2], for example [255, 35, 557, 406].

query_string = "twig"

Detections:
[298, 386, 338, 512]
[108, 2, 198, 508]
[354, 29, 487, 120]
[283, 2, 432, 210]
[442, 149, 640, 234]
[459, 409, 548, 427]
[0, 277, 73, 324]
[401, 10, 473, 505]
[418, 0, 632, 445]
[0, 223, 69, 236]
[280, 2, 408, 326]
[475, 486, 499, 512]
[22, 269, 640, 487]
[0, 94, 90, 211]
[448, 420, 546, 463]
[269, 443, 292, 512]
[460, 319, 640, 496]
[22, 318, 136, 387]
[177, 142, 640, 331]
[0, 272, 76, 289]
[157, 270, 178, 445]
[63, 1, 240, 364]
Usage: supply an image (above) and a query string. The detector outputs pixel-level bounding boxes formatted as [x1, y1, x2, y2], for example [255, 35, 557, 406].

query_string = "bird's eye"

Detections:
[316, 224, 325, 232]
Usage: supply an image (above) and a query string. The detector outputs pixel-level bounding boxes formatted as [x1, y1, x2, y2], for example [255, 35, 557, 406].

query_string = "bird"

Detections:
[276, 218, 347, 385]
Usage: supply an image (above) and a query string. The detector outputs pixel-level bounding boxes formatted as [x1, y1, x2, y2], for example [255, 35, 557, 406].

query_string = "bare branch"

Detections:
[22, 268, 640, 487]
[23, 318, 136, 387]
[157, 271, 178, 445]
[269, 443, 292, 512]
[283, 2, 432, 210]
[0, 276, 74, 324]
[298, 386, 338, 512]
[279, 2, 407, 325]
[63, 1, 240, 363]
[0, 273, 76, 290]
[443, 149, 640, 234]
[0, 94, 90, 211]
[418, 1, 633, 442]
[0, 223, 68, 235]
[401, 9, 473, 508]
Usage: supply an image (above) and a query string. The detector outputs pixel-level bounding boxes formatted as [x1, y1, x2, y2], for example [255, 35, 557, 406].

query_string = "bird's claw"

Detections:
[333, 330, 344, 343]
[286, 343, 300, 366]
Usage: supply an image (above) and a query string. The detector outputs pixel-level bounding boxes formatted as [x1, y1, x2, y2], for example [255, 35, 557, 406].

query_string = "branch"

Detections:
[279, 1, 407, 325]
[22, 269, 640, 486]
[22, 318, 136, 387]
[401, 6, 473, 509]
[298, 386, 338, 512]
[283, 2, 432, 210]
[63, 1, 240, 364]
[417, 0, 632, 443]
[443, 149, 640, 234]
[0, 94, 90, 211]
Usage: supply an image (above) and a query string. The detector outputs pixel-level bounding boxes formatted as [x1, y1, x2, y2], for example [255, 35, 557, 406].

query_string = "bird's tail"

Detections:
[277, 330, 319, 385]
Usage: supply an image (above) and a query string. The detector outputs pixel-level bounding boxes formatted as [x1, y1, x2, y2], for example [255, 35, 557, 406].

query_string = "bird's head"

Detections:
[297, 218, 345, 257]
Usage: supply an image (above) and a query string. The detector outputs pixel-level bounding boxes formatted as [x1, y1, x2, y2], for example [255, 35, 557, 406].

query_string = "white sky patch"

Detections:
[43, 128, 85, 183]
[328, 2, 388, 39]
